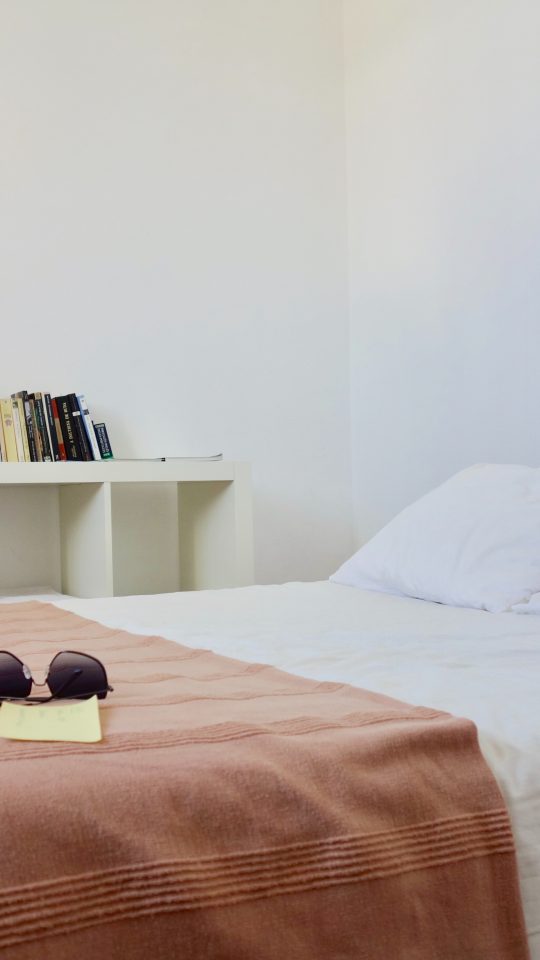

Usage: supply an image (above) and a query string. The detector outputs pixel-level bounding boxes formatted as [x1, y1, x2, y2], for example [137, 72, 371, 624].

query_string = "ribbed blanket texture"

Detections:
[0, 602, 530, 959]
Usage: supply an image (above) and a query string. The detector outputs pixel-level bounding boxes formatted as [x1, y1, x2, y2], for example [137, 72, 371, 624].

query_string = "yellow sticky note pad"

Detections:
[0, 696, 102, 743]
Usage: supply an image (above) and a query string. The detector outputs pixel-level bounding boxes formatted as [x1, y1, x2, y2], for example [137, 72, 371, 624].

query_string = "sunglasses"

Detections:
[0, 650, 113, 703]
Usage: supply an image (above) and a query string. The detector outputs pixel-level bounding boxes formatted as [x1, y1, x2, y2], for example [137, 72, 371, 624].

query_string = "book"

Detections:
[44, 394, 60, 461]
[11, 394, 30, 461]
[56, 396, 79, 460]
[32, 393, 52, 462]
[51, 397, 67, 461]
[110, 454, 224, 462]
[36, 392, 53, 462]
[10, 399, 25, 462]
[0, 399, 19, 462]
[76, 394, 101, 460]
[26, 396, 41, 461]
[93, 423, 113, 459]
[165, 454, 223, 461]
[0, 407, 6, 461]
[30, 397, 43, 461]
[20, 392, 38, 462]
[68, 393, 93, 460]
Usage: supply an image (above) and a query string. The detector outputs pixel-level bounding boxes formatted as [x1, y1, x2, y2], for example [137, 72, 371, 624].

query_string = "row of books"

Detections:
[0, 392, 114, 462]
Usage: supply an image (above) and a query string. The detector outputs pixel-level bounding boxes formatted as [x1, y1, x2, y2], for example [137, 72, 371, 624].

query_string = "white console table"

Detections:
[0, 461, 253, 598]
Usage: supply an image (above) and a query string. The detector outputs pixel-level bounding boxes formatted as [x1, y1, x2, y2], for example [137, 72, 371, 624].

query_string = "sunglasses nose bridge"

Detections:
[29, 668, 48, 687]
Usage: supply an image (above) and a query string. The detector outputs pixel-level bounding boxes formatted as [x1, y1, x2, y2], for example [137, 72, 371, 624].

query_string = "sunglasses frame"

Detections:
[0, 649, 113, 703]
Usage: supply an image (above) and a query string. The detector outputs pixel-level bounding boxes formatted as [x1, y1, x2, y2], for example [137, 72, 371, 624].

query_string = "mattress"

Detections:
[2, 581, 539, 956]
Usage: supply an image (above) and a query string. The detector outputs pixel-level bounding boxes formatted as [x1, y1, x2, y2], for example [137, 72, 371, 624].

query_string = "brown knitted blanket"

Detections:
[0, 601, 529, 959]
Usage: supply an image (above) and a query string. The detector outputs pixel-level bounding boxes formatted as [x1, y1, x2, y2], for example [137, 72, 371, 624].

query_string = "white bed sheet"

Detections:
[3, 582, 539, 955]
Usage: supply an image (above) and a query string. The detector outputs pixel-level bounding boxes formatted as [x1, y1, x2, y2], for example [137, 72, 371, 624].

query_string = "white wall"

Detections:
[344, 0, 540, 544]
[0, 0, 353, 584]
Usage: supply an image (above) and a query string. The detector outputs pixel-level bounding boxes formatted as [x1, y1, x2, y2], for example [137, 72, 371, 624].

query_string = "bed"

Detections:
[1, 578, 537, 958]
[1, 464, 538, 958]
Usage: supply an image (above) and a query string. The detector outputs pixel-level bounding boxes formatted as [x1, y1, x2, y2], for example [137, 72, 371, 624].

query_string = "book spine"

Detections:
[28, 397, 43, 461]
[0, 399, 19, 461]
[58, 396, 79, 460]
[93, 423, 114, 459]
[10, 399, 25, 462]
[76, 395, 101, 460]
[51, 397, 67, 461]
[12, 395, 30, 461]
[0, 405, 7, 461]
[22, 393, 39, 462]
[44, 394, 60, 461]
[68, 393, 92, 460]
[33, 393, 52, 462]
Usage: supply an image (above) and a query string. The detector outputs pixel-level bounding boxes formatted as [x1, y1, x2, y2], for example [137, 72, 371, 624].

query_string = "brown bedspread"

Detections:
[0, 601, 530, 960]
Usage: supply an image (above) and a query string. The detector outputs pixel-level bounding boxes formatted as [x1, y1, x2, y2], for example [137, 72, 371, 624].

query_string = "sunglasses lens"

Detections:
[48, 652, 109, 700]
[0, 651, 33, 699]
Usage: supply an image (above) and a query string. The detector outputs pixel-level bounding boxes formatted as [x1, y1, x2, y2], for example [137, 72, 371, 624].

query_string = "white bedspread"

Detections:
[3, 582, 539, 955]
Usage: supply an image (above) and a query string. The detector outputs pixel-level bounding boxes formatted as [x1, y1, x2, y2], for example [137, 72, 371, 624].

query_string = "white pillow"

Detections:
[331, 464, 540, 613]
